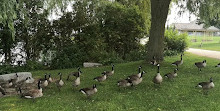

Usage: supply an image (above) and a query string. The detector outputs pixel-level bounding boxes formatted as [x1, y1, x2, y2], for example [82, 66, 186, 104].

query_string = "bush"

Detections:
[98, 51, 124, 65]
[0, 61, 45, 75]
[125, 45, 147, 61]
[51, 45, 87, 69]
[164, 29, 188, 56]
[24, 60, 45, 70]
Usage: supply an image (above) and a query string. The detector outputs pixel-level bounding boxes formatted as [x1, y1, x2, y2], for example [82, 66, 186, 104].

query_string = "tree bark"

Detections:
[147, 0, 171, 61]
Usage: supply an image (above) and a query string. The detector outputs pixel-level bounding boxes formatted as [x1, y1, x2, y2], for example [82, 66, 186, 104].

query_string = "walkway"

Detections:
[186, 48, 220, 60]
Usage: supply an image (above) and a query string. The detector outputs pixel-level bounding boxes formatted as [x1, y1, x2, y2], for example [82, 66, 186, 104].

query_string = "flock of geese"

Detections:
[0, 54, 220, 101]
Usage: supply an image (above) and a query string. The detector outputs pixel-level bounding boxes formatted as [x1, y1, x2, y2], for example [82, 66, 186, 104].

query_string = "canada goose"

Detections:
[48, 74, 53, 83]
[215, 63, 220, 67]
[195, 60, 206, 72]
[128, 71, 145, 86]
[79, 84, 97, 97]
[55, 73, 64, 91]
[94, 72, 107, 82]
[15, 77, 32, 88]
[196, 77, 214, 95]
[24, 77, 33, 84]
[19, 80, 43, 101]
[0, 79, 13, 88]
[172, 54, 183, 69]
[15, 77, 34, 93]
[0, 85, 6, 95]
[67, 67, 82, 81]
[117, 79, 132, 87]
[153, 64, 163, 85]
[11, 73, 19, 86]
[127, 66, 142, 79]
[103, 64, 114, 76]
[40, 74, 48, 88]
[150, 56, 158, 66]
[73, 73, 80, 88]
[164, 69, 178, 79]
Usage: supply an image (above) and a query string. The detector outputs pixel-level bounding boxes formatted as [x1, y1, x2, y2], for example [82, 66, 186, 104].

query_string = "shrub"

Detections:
[164, 29, 188, 56]
[98, 51, 124, 65]
[125, 45, 147, 61]
[51, 45, 87, 69]
[0, 61, 45, 75]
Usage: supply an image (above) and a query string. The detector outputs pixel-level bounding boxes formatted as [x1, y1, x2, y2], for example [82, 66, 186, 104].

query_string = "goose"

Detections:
[128, 71, 145, 86]
[103, 64, 114, 76]
[127, 66, 142, 79]
[11, 73, 19, 87]
[164, 69, 178, 79]
[24, 77, 33, 84]
[67, 67, 82, 81]
[40, 74, 48, 88]
[0, 85, 6, 95]
[55, 73, 64, 91]
[19, 80, 43, 101]
[196, 77, 214, 94]
[172, 54, 183, 69]
[195, 60, 206, 72]
[79, 84, 97, 97]
[117, 79, 132, 87]
[215, 63, 220, 67]
[153, 64, 163, 85]
[0, 79, 13, 88]
[48, 74, 53, 83]
[15, 77, 36, 93]
[94, 72, 107, 82]
[150, 56, 158, 66]
[15, 77, 33, 91]
[73, 73, 80, 88]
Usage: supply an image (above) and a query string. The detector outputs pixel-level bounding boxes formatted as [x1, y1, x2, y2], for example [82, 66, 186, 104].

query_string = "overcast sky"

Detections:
[167, 3, 197, 25]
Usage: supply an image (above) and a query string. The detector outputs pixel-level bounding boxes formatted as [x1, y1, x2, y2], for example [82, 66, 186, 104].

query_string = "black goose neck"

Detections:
[157, 66, 160, 73]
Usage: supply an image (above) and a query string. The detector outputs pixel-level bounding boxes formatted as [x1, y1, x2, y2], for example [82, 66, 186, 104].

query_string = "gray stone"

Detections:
[0, 72, 32, 82]
[83, 62, 102, 67]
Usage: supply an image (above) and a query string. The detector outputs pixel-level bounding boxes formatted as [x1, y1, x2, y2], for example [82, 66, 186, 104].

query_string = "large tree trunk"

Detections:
[147, 0, 171, 61]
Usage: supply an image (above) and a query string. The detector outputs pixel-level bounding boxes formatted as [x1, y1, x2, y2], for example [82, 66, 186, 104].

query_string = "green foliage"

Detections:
[98, 2, 146, 59]
[24, 60, 45, 70]
[0, 61, 45, 75]
[51, 45, 87, 69]
[125, 45, 147, 61]
[164, 29, 189, 56]
[187, 0, 220, 28]
[98, 51, 124, 65]
[0, 24, 14, 64]
[0, 0, 18, 40]
[0, 0, 150, 70]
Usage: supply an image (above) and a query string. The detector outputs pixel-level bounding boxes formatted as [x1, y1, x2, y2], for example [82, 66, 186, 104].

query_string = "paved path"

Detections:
[186, 48, 220, 60]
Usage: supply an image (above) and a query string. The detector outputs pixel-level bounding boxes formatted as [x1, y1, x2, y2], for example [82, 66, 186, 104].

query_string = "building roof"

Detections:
[172, 21, 220, 32]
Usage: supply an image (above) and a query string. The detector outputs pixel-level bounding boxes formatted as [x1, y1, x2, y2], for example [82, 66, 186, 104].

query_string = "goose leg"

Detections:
[32, 98, 35, 102]
[203, 90, 208, 95]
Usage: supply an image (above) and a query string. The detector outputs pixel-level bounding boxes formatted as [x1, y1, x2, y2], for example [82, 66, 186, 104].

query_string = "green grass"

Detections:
[1, 53, 220, 111]
[189, 36, 220, 51]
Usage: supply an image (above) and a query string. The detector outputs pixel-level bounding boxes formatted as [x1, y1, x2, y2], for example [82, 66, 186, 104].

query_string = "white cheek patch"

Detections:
[81, 90, 86, 95]
[24, 96, 33, 99]
[198, 85, 203, 88]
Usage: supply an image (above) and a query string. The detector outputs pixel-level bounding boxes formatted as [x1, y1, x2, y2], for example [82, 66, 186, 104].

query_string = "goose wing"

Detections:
[172, 60, 181, 65]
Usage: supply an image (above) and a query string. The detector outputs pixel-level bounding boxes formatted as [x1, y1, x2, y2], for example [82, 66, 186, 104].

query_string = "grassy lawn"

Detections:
[189, 36, 220, 51]
[1, 53, 220, 111]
